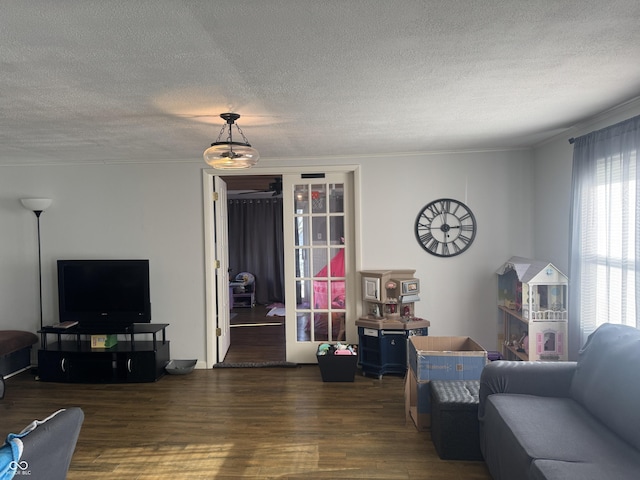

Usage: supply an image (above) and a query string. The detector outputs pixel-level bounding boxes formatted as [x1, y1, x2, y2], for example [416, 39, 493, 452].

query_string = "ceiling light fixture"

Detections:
[203, 113, 259, 170]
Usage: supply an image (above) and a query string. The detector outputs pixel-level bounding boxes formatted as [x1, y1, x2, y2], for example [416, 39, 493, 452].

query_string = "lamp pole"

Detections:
[34, 210, 44, 330]
[20, 198, 53, 331]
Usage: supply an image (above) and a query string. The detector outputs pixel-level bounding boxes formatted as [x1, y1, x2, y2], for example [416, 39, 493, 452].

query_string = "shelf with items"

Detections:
[360, 269, 420, 320]
[232, 283, 255, 308]
[500, 306, 529, 360]
[230, 272, 256, 308]
[356, 270, 429, 378]
[496, 257, 568, 362]
[38, 323, 170, 383]
[232, 291, 255, 308]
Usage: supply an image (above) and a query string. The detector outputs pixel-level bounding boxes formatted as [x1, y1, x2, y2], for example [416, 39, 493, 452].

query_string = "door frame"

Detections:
[202, 165, 362, 368]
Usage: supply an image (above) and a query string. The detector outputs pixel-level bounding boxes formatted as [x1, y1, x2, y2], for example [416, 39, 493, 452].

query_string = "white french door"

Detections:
[204, 166, 359, 367]
[203, 173, 231, 367]
[283, 172, 356, 363]
[212, 177, 231, 361]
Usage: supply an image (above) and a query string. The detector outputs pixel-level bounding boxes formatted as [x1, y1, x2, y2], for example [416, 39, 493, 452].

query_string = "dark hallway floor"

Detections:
[222, 304, 286, 363]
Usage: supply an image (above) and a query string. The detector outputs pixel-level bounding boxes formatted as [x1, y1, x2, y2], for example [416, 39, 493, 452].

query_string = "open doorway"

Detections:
[221, 175, 285, 363]
[203, 166, 361, 367]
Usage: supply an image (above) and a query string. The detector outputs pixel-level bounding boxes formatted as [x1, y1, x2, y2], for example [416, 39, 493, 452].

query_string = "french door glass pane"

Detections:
[329, 184, 344, 213]
[296, 313, 309, 341]
[314, 313, 329, 341]
[331, 313, 345, 341]
[311, 184, 327, 213]
[329, 247, 344, 276]
[294, 216, 309, 246]
[313, 280, 328, 309]
[295, 279, 311, 307]
[312, 217, 327, 245]
[295, 248, 310, 277]
[330, 217, 344, 244]
[313, 249, 329, 276]
[294, 185, 310, 214]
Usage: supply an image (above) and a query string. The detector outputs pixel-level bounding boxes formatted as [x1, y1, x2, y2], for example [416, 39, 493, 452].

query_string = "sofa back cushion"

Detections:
[570, 323, 640, 451]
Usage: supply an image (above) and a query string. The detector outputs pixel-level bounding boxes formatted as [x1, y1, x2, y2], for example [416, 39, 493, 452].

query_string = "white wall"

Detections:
[0, 148, 533, 361]
[1, 162, 207, 361]
[359, 149, 533, 350]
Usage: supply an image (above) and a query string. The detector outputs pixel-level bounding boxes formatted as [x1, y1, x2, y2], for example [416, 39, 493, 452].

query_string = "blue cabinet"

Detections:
[358, 325, 428, 379]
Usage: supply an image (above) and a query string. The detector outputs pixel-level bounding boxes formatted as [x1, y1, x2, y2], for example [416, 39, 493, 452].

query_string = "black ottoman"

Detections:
[430, 380, 482, 461]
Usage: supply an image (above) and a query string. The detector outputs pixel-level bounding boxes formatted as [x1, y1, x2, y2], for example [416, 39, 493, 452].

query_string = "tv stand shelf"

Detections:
[38, 323, 170, 383]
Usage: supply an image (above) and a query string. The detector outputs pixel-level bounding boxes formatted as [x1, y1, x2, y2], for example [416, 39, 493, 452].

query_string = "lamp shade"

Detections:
[203, 143, 260, 170]
[20, 198, 53, 212]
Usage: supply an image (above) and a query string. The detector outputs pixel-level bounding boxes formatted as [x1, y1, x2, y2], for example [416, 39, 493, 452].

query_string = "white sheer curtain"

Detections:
[568, 115, 640, 359]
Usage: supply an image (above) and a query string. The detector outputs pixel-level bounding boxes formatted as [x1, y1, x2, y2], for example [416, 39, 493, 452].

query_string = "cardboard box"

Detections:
[409, 336, 487, 381]
[406, 336, 487, 430]
[405, 369, 431, 431]
[91, 334, 118, 349]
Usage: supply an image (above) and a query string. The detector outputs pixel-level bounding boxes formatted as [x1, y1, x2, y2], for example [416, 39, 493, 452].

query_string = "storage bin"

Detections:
[317, 345, 358, 382]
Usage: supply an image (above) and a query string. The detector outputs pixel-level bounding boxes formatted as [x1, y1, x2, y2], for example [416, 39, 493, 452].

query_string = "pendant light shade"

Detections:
[203, 113, 259, 170]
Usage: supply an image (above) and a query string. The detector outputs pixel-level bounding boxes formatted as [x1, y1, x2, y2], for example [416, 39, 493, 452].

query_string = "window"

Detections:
[569, 115, 640, 355]
[589, 155, 636, 329]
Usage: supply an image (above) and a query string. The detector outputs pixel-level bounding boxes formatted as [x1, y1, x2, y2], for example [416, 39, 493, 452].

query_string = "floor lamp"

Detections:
[21, 198, 53, 330]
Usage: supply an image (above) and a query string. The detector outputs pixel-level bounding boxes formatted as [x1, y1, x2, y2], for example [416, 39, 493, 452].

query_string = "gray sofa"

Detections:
[1, 407, 84, 479]
[479, 323, 640, 480]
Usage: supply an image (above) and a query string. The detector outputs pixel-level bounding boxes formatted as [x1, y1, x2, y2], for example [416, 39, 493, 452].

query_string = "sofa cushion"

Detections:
[570, 323, 640, 451]
[482, 394, 640, 480]
[530, 458, 640, 480]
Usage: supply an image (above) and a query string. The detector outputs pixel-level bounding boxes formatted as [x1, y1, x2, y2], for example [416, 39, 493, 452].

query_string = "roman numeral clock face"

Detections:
[414, 198, 477, 257]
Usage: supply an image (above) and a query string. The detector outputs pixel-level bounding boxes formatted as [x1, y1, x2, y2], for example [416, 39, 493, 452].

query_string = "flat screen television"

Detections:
[57, 259, 151, 332]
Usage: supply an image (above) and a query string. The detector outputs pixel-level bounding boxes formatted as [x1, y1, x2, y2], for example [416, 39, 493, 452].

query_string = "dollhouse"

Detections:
[496, 257, 568, 361]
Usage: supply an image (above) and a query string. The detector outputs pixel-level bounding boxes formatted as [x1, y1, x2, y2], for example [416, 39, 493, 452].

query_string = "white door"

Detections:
[213, 177, 231, 361]
[283, 172, 355, 363]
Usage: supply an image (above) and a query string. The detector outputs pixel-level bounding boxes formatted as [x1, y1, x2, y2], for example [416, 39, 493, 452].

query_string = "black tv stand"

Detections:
[38, 323, 170, 383]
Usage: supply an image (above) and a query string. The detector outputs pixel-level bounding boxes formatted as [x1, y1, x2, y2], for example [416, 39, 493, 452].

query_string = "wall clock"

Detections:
[414, 198, 477, 257]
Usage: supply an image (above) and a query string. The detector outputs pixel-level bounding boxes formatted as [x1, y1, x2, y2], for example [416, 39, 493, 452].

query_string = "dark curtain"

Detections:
[228, 198, 284, 305]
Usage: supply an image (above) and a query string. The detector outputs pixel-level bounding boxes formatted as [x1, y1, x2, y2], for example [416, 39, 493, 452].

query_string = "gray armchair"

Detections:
[4, 408, 84, 480]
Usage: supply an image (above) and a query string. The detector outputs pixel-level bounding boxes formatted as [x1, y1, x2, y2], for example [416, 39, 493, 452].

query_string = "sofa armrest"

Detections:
[17, 408, 84, 479]
[478, 360, 577, 417]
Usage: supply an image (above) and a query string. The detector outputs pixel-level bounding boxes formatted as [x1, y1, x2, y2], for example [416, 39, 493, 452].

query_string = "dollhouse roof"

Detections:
[496, 256, 567, 284]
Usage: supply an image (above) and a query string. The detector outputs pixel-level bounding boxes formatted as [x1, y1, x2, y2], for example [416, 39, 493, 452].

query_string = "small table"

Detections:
[429, 380, 483, 461]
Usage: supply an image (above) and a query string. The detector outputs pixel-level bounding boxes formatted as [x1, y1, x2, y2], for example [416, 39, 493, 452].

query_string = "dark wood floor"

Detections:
[1, 365, 491, 480]
[223, 305, 286, 363]
[1, 307, 491, 479]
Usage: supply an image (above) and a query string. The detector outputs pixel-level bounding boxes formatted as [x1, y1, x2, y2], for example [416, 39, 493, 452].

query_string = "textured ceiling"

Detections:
[2, 1, 640, 166]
